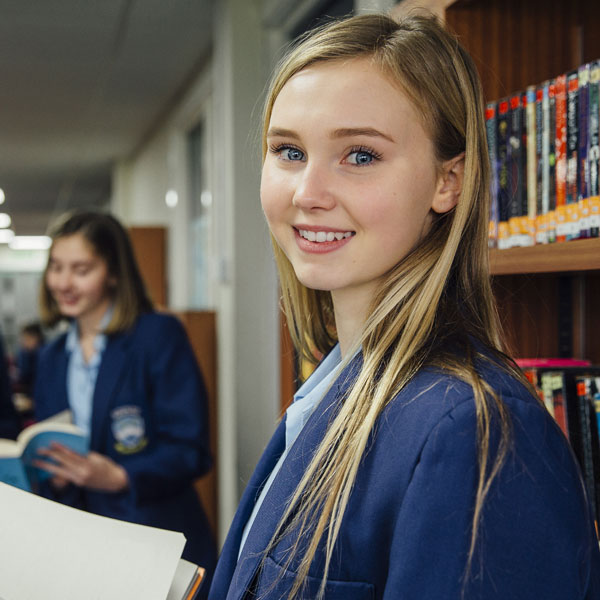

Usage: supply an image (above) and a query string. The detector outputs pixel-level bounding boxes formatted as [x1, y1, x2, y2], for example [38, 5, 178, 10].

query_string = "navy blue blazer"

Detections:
[34, 312, 217, 581]
[210, 353, 600, 599]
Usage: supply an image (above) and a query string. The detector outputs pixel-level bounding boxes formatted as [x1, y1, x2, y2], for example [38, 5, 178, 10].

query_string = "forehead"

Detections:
[50, 233, 97, 260]
[270, 58, 420, 128]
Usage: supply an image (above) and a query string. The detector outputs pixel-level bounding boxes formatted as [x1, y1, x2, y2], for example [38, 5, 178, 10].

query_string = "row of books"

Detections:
[486, 60, 600, 249]
[518, 359, 600, 526]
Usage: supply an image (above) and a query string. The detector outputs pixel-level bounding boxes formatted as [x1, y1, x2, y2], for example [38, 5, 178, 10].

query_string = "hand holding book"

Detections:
[0, 410, 89, 491]
[34, 443, 129, 492]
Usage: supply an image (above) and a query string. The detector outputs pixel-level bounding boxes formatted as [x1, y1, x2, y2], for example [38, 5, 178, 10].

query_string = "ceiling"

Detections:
[0, 0, 214, 236]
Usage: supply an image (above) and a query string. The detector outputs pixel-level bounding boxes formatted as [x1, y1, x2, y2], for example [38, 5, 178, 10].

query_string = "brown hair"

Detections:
[39, 210, 154, 333]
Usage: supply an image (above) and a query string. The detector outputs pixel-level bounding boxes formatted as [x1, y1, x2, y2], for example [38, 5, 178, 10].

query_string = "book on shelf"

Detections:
[0, 482, 205, 600]
[566, 70, 580, 240]
[486, 101, 499, 248]
[0, 409, 88, 491]
[496, 97, 511, 249]
[519, 363, 600, 527]
[589, 60, 600, 238]
[487, 55, 600, 250]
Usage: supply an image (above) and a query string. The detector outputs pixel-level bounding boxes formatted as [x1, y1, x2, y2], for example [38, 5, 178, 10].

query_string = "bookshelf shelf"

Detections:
[490, 238, 600, 275]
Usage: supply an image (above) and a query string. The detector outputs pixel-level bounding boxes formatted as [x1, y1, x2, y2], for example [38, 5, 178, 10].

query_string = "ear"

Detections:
[431, 152, 464, 214]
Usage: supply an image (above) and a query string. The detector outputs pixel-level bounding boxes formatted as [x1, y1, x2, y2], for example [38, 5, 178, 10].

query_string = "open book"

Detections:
[0, 410, 89, 491]
[0, 482, 205, 599]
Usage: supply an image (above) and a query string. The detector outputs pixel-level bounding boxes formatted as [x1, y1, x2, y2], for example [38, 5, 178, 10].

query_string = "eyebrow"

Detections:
[266, 126, 395, 143]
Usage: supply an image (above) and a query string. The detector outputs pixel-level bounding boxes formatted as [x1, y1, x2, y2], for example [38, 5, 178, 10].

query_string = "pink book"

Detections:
[515, 358, 592, 368]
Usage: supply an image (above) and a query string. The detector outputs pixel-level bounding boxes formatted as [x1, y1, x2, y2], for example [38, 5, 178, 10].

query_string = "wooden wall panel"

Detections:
[178, 310, 219, 537]
[128, 226, 167, 308]
[492, 274, 559, 358]
[445, 0, 598, 102]
[584, 273, 600, 364]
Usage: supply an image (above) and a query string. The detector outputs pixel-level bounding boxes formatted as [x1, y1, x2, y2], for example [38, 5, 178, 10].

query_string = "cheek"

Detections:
[260, 168, 286, 224]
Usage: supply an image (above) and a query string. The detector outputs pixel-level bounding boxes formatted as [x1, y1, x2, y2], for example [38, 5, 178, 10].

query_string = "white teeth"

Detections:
[299, 229, 353, 242]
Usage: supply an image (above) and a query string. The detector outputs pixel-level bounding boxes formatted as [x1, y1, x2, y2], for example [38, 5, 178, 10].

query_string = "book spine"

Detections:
[497, 98, 511, 249]
[526, 86, 537, 246]
[578, 64, 590, 238]
[540, 371, 556, 418]
[548, 80, 557, 243]
[566, 70, 580, 240]
[549, 371, 569, 438]
[555, 74, 568, 241]
[576, 377, 600, 523]
[589, 60, 600, 238]
[486, 102, 499, 248]
[509, 93, 525, 247]
[535, 85, 544, 244]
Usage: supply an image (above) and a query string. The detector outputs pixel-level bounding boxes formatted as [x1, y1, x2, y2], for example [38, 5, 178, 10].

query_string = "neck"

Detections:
[77, 299, 111, 340]
[331, 288, 371, 359]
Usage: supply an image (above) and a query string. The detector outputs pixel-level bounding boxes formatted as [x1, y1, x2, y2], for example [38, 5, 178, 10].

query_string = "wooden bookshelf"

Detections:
[490, 238, 600, 275]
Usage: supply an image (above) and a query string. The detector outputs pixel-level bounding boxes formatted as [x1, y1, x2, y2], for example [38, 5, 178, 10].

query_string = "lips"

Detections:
[292, 226, 355, 254]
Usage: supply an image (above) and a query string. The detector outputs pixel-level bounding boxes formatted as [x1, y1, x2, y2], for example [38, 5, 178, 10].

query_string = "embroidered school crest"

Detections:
[111, 405, 148, 454]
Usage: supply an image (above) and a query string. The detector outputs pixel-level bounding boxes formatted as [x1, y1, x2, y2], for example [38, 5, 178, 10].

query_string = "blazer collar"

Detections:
[218, 352, 361, 600]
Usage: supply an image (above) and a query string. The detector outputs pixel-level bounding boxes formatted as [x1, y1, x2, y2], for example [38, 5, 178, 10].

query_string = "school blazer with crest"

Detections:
[34, 311, 216, 573]
[210, 351, 600, 600]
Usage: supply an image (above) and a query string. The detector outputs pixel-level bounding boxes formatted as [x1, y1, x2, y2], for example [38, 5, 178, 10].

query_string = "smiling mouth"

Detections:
[297, 229, 354, 242]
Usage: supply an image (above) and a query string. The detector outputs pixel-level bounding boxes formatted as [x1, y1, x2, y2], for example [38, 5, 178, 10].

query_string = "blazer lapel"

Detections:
[211, 418, 287, 598]
[89, 333, 128, 450]
[227, 355, 360, 600]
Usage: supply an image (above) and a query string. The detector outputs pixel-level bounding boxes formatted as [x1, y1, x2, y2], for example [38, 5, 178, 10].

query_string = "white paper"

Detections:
[0, 482, 186, 600]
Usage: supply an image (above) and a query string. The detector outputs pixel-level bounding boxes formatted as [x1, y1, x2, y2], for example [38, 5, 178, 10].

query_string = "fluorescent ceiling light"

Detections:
[0, 229, 15, 243]
[9, 235, 51, 250]
[165, 189, 178, 208]
[0, 213, 12, 228]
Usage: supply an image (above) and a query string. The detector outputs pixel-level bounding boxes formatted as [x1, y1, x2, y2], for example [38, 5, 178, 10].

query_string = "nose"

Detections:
[292, 161, 336, 211]
[51, 269, 73, 292]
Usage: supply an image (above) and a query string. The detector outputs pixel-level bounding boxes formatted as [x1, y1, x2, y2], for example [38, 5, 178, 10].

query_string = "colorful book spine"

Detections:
[578, 64, 590, 238]
[589, 60, 600, 238]
[525, 86, 537, 243]
[508, 94, 522, 247]
[566, 70, 580, 240]
[497, 98, 511, 249]
[541, 81, 552, 244]
[535, 86, 544, 244]
[555, 74, 568, 242]
[548, 80, 557, 243]
[486, 102, 499, 248]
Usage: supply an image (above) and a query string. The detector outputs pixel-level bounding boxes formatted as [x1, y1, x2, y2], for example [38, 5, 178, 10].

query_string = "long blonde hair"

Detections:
[262, 13, 523, 598]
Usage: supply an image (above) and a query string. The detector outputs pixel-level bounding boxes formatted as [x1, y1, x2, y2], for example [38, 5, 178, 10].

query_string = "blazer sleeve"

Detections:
[118, 315, 212, 504]
[383, 396, 599, 600]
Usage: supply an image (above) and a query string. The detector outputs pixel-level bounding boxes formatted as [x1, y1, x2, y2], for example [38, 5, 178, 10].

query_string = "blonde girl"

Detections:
[209, 13, 600, 600]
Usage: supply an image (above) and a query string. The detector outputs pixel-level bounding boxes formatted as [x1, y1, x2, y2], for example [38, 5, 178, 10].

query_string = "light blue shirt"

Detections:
[65, 308, 113, 437]
[238, 343, 342, 558]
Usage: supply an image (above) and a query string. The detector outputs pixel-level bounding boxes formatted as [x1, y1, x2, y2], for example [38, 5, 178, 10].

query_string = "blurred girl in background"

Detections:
[34, 210, 216, 593]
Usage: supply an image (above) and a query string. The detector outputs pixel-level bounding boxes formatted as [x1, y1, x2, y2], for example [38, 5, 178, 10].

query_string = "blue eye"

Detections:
[270, 144, 305, 162]
[348, 151, 373, 165]
[282, 147, 304, 161]
[346, 146, 380, 166]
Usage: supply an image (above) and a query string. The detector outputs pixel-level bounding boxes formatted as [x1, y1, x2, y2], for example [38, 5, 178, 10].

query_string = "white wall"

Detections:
[111, 0, 281, 544]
